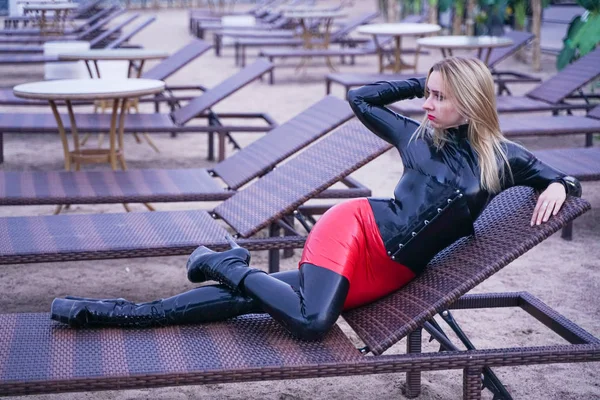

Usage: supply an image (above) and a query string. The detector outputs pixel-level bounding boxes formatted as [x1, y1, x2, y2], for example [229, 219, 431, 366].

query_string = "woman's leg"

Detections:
[242, 263, 349, 341]
[50, 270, 302, 328]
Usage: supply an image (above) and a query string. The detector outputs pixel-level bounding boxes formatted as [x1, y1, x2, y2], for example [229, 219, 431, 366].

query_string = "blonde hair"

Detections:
[411, 57, 510, 193]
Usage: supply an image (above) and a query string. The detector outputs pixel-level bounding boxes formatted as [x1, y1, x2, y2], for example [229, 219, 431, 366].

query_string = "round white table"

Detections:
[22, 3, 78, 35]
[58, 49, 169, 79]
[13, 79, 165, 171]
[416, 35, 514, 65]
[357, 23, 441, 73]
[283, 9, 347, 71]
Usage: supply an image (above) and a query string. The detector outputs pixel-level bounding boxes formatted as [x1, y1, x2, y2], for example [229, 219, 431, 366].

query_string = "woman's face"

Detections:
[422, 71, 465, 130]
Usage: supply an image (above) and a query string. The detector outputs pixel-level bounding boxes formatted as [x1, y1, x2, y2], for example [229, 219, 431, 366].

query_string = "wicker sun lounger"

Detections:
[325, 30, 541, 96]
[0, 96, 356, 206]
[0, 120, 392, 271]
[0, 7, 128, 46]
[0, 59, 276, 163]
[391, 47, 600, 116]
[0, 9, 132, 54]
[0, 188, 595, 399]
[0, 39, 211, 107]
[0, 4, 113, 36]
[3, 0, 106, 29]
[232, 12, 379, 66]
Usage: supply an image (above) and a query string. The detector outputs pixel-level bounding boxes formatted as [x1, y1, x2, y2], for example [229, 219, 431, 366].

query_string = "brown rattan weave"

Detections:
[0, 120, 391, 265]
[0, 96, 354, 206]
[0, 192, 596, 398]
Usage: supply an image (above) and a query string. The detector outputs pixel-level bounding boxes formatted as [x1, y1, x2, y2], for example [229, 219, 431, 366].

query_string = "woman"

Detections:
[51, 57, 581, 340]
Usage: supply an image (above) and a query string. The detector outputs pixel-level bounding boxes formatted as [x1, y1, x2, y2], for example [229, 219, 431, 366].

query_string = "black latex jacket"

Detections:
[348, 78, 581, 275]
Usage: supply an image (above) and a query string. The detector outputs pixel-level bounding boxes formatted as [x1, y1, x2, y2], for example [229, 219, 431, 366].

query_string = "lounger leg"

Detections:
[283, 214, 295, 259]
[561, 222, 573, 240]
[326, 79, 331, 95]
[268, 223, 281, 273]
[463, 367, 483, 400]
[405, 328, 422, 398]
[0, 132, 3, 164]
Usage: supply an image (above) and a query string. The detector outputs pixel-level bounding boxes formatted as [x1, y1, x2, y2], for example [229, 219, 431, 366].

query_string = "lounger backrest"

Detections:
[74, 0, 105, 18]
[105, 16, 156, 49]
[169, 58, 273, 126]
[77, 6, 116, 30]
[343, 187, 590, 355]
[330, 11, 380, 41]
[141, 39, 211, 80]
[214, 120, 393, 237]
[588, 104, 600, 120]
[212, 96, 355, 190]
[487, 30, 535, 68]
[526, 47, 600, 104]
[362, 35, 393, 52]
[75, 8, 126, 40]
[88, 13, 139, 48]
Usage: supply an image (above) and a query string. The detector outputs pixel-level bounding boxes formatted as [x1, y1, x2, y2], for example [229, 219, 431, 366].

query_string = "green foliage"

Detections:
[557, 0, 600, 70]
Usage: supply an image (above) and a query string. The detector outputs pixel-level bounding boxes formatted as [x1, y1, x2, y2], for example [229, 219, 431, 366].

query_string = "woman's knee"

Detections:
[289, 314, 338, 341]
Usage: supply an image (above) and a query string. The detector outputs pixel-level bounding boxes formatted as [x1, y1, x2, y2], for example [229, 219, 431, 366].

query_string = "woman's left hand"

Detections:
[531, 182, 567, 226]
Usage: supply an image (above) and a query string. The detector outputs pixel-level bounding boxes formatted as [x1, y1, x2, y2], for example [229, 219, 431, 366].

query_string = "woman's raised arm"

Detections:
[347, 78, 426, 149]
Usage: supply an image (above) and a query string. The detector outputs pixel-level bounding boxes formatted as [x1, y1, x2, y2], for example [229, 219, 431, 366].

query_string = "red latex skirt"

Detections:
[299, 198, 416, 310]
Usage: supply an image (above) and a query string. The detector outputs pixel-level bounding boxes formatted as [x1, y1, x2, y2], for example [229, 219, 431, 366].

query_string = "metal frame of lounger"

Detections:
[0, 96, 358, 206]
[0, 7, 128, 45]
[391, 47, 600, 116]
[0, 59, 277, 163]
[0, 120, 393, 272]
[231, 11, 380, 66]
[0, 38, 209, 108]
[0, 189, 596, 399]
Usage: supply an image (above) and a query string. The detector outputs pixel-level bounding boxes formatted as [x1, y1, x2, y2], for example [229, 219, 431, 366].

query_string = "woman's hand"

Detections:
[530, 182, 567, 226]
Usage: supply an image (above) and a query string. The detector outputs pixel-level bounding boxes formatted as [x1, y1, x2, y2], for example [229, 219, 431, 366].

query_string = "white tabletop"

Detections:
[357, 23, 441, 36]
[416, 35, 514, 49]
[283, 10, 346, 19]
[58, 49, 169, 61]
[13, 79, 165, 100]
[23, 3, 78, 11]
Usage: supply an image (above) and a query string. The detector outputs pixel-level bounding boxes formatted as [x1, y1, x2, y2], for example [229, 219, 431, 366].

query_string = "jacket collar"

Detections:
[446, 124, 469, 141]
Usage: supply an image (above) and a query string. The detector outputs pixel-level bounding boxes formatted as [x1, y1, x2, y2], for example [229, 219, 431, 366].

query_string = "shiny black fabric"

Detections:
[348, 78, 581, 275]
[243, 263, 349, 341]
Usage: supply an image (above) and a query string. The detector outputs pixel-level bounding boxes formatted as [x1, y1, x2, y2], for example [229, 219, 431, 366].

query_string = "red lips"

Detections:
[427, 115, 435, 120]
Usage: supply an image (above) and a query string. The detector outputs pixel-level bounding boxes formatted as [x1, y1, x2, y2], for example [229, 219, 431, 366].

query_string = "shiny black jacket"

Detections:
[348, 78, 581, 275]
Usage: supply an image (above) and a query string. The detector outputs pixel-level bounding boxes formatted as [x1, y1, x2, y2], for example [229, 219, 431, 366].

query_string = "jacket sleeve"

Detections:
[506, 142, 582, 197]
[347, 78, 426, 151]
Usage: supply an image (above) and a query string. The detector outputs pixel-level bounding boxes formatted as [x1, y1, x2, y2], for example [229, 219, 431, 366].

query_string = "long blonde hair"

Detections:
[411, 57, 510, 193]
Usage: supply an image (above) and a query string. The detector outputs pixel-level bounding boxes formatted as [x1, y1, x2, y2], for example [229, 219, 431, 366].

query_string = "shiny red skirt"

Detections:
[299, 198, 416, 310]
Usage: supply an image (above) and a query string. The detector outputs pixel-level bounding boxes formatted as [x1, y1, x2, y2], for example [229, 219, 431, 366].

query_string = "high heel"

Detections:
[186, 234, 265, 291]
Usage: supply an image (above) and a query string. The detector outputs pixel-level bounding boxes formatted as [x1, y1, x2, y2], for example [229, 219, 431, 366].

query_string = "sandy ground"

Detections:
[0, 1, 599, 399]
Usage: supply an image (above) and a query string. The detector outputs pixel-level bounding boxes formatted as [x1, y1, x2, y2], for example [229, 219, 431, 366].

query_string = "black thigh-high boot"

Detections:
[241, 263, 350, 341]
[51, 270, 302, 328]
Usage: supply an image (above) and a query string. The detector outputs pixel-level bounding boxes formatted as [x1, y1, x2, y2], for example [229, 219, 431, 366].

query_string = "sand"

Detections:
[0, 1, 598, 398]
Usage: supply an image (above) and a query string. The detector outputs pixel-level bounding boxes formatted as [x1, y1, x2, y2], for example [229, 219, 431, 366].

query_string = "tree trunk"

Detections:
[428, 0, 439, 25]
[452, 0, 464, 35]
[466, 0, 476, 36]
[531, 0, 542, 70]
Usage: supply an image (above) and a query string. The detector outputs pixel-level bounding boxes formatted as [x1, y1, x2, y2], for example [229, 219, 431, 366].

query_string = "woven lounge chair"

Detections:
[0, 15, 154, 66]
[0, 39, 211, 108]
[325, 30, 543, 97]
[391, 47, 600, 116]
[0, 188, 595, 399]
[0, 96, 357, 206]
[232, 11, 379, 66]
[0, 8, 132, 54]
[3, 0, 106, 29]
[0, 3, 114, 37]
[0, 59, 276, 163]
[0, 7, 129, 45]
[0, 120, 392, 272]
